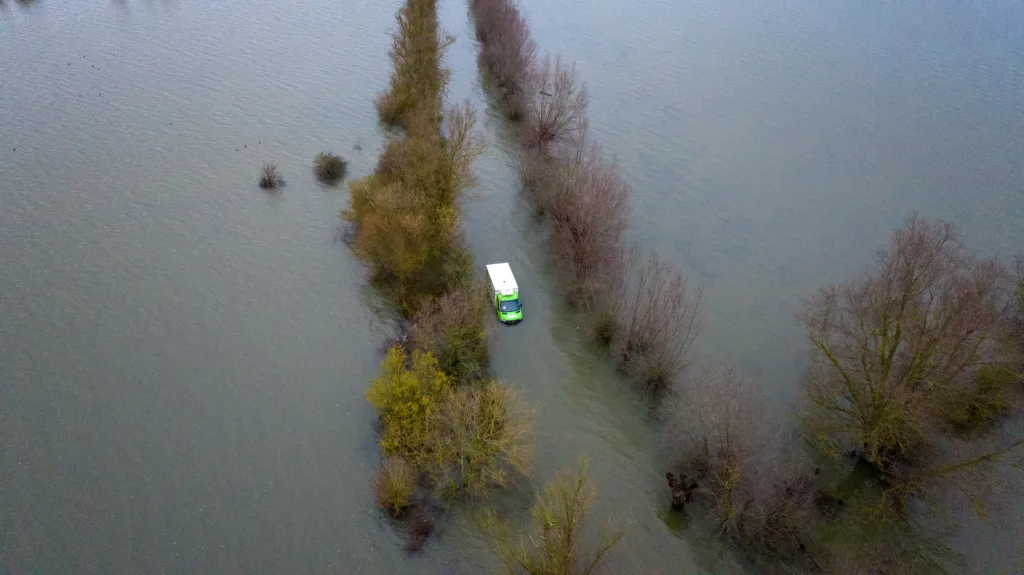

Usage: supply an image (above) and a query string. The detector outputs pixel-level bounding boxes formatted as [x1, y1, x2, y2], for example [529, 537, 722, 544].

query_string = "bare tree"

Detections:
[259, 163, 282, 189]
[614, 248, 702, 391]
[410, 280, 490, 383]
[523, 134, 630, 310]
[470, 0, 537, 118]
[662, 363, 815, 556]
[439, 100, 487, 205]
[799, 215, 1014, 471]
[523, 55, 588, 153]
[483, 457, 624, 575]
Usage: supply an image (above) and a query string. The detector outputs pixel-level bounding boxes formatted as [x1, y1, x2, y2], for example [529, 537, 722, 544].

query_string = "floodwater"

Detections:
[2, 0, 1022, 573]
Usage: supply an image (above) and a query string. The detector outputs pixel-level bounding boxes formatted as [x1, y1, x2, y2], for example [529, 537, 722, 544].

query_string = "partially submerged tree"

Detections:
[422, 381, 534, 499]
[375, 0, 452, 128]
[374, 456, 418, 516]
[410, 280, 490, 383]
[614, 248, 702, 392]
[259, 163, 282, 189]
[314, 152, 347, 183]
[662, 363, 815, 557]
[523, 55, 588, 153]
[470, 0, 537, 118]
[484, 458, 624, 575]
[799, 215, 1015, 471]
[521, 134, 629, 310]
[366, 347, 452, 458]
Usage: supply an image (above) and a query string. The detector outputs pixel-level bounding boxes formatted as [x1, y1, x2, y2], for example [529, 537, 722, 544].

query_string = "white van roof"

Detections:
[486, 262, 518, 296]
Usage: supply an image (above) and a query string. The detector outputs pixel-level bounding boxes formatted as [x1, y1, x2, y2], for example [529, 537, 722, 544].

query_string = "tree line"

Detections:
[343, 0, 535, 552]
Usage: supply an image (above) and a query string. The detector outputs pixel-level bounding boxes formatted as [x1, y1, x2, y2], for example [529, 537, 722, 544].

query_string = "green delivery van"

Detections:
[485, 262, 522, 324]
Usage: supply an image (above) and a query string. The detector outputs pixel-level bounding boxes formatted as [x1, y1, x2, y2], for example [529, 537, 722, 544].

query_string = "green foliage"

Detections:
[483, 458, 623, 575]
[344, 0, 485, 319]
[422, 381, 533, 498]
[374, 456, 418, 516]
[314, 152, 347, 183]
[366, 347, 452, 457]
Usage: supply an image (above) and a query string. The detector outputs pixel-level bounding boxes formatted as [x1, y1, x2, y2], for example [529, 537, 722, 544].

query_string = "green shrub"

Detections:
[366, 347, 452, 457]
[374, 457, 418, 516]
[314, 152, 347, 183]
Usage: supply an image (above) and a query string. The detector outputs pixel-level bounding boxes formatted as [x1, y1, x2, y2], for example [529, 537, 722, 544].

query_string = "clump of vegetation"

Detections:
[344, 103, 484, 315]
[423, 381, 534, 498]
[259, 163, 282, 189]
[662, 363, 816, 557]
[470, 0, 537, 118]
[484, 458, 624, 575]
[946, 364, 1018, 433]
[374, 0, 451, 128]
[529, 135, 630, 309]
[404, 504, 436, 552]
[366, 348, 534, 500]
[374, 456, 419, 516]
[799, 215, 1024, 521]
[522, 55, 588, 153]
[410, 280, 490, 383]
[366, 347, 452, 458]
[815, 492, 964, 575]
[613, 249, 702, 392]
[314, 152, 347, 183]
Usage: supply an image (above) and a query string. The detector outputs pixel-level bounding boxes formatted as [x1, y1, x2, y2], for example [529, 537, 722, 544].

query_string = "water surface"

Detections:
[2, 0, 1022, 572]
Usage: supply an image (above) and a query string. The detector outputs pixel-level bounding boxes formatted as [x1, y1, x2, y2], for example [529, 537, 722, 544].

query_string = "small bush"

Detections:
[483, 457, 623, 575]
[259, 163, 282, 189]
[592, 310, 617, 347]
[314, 152, 347, 183]
[662, 363, 815, 557]
[404, 503, 436, 552]
[366, 347, 452, 457]
[374, 457, 418, 516]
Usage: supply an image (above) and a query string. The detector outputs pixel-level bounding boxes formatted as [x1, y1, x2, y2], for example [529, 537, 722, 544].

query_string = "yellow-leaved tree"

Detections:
[366, 347, 452, 458]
